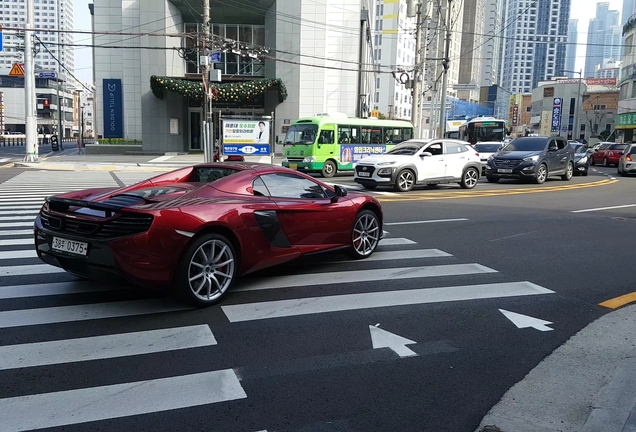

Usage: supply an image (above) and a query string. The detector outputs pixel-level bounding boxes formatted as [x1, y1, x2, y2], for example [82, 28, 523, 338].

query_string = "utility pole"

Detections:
[24, 0, 37, 162]
[202, 0, 213, 163]
[56, 80, 63, 148]
[409, 0, 423, 138]
[438, 0, 453, 139]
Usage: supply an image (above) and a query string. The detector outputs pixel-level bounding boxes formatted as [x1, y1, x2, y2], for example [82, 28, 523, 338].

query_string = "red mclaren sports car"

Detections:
[34, 163, 384, 306]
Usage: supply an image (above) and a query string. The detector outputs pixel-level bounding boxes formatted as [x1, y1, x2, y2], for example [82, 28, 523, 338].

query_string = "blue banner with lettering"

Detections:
[551, 98, 562, 133]
[223, 144, 270, 155]
[103, 79, 123, 138]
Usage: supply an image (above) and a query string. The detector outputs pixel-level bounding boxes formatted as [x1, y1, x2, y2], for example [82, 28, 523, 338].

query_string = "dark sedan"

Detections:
[569, 142, 591, 176]
[34, 163, 383, 306]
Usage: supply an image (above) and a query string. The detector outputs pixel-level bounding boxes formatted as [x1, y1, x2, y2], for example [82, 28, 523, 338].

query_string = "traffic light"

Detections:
[43, 98, 50, 110]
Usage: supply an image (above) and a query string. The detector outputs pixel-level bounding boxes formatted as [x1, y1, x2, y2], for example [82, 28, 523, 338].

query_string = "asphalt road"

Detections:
[0, 165, 634, 431]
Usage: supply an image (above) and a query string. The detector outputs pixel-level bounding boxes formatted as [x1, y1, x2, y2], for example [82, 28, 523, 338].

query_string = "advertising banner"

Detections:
[222, 120, 271, 155]
[551, 98, 562, 133]
[340, 145, 386, 164]
[512, 105, 519, 126]
[102, 79, 123, 138]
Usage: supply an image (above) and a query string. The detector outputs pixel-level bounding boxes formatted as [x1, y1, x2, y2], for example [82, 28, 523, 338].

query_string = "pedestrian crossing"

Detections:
[0, 170, 558, 431]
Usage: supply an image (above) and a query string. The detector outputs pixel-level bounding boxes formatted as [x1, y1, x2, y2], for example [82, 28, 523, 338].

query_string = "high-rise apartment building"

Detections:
[456, 0, 486, 103]
[0, 0, 74, 82]
[565, 19, 578, 77]
[501, 0, 570, 93]
[373, 0, 416, 120]
[481, 0, 506, 87]
[584, 3, 620, 78]
[623, 0, 635, 26]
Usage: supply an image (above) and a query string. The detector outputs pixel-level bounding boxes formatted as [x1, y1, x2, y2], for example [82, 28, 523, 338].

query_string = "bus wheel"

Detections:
[321, 160, 337, 178]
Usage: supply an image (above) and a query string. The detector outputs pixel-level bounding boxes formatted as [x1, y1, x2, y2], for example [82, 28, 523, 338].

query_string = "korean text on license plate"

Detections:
[51, 237, 88, 256]
[358, 172, 371, 177]
[498, 169, 513, 173]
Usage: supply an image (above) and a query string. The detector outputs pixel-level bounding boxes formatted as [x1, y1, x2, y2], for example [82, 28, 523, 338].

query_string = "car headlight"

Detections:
[523, 155, 540, 162]
[377, 161, 396, 166]
[487, 155, 494, 161]
[578, 156, 587, 164]
[282, 157, 288, 163]
[303, 156, 316, 162]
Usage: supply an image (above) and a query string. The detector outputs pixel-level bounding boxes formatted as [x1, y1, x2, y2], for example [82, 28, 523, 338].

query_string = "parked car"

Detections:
[598, 143, 628, 167]
[569, 142, 591, 176]
[590, 142, 616, 166]
[617, 143, 636, 176]
[354, 138, 482, 192]
[474, 141, 505, 174]
[485, 136, 575, 184]
[34, 163, 383, 306]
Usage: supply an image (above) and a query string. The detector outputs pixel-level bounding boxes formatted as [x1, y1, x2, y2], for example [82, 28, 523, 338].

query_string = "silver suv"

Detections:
[353, 139, 482, 192]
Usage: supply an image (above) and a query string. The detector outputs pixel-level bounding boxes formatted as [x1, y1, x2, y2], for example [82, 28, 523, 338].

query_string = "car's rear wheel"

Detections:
[348, 209, 380, 259]
[321, 160, 337, 178]
[561, 162, 573, 180]
[486, 175, 500, 183]
[176, 233, 237, 306]
[460, 167, 479, 189]
[394, 169, 415, 192]
[534, 164, 547, 184]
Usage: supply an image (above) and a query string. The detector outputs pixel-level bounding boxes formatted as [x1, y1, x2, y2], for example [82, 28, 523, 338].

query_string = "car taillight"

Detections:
[627, 154, 632, 162]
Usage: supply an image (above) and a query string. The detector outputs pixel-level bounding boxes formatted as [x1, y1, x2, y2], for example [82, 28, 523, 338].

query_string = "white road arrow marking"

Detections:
[369, 325, 418, 357]
[499, 309, 554, 331]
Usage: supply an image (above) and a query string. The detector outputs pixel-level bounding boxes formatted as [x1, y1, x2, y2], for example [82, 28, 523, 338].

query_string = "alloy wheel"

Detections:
[352, 211, 380, 257]
[397, 170, 414, 191]
[187, 238, 235, 302]
[462, 168, 478, 189]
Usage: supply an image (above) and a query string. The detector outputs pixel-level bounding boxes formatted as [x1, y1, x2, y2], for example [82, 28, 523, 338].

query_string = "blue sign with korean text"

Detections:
[223, 144, 270, 155]
[551, 98, 562, 133]
[103, 79, 123, 138]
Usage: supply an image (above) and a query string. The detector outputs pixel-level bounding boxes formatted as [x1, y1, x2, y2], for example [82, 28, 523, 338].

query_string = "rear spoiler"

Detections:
[46, 196, 131, 214]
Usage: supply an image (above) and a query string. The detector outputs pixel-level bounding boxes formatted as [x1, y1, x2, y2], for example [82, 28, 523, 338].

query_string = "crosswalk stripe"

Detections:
[0, 209, 40, 215]
[0, 250, 37, 260]
[0, 205, 42, 210]
[0, 264, 65, 277]
[0, 216, 37, 222]
[234, 263, 497, 292]
[0, 222, 34, 228]
[0, 325, 217, 370]
[0, 239, 32, 246]
[379, 238, 416, 246]
[223, 281, 555, 322]
[0, 281, 120, 299]
[0, 369, 247, 431]
[362, 249, 451, 261]
[0, 230, 34, 236]
[0, 299, 191, 328]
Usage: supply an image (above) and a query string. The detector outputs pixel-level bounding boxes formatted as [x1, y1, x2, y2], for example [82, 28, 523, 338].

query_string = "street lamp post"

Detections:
[562, 69, 583, 141]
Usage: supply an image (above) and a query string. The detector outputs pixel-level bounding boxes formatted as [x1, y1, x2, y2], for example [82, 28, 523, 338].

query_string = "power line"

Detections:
[34, 35, 91, 91]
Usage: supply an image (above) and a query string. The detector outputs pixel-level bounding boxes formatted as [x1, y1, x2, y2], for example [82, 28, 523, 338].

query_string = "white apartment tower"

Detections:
[0, 0, 74, 82]
[373, 0, 416, 120]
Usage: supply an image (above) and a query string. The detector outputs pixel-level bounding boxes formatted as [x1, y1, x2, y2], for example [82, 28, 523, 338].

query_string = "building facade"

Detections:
[373, 0, 416, 121]
[616, 15, 636, 141]
[481, 0, 506, 87]
[92, 0, 377, 153]
[501, 0, 570, 94]
[565, 19, 578, 77]
[584, 3, 620, 79]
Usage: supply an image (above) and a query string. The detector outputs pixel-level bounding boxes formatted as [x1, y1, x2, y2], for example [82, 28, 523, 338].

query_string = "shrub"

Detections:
[99, 138, 142, 146]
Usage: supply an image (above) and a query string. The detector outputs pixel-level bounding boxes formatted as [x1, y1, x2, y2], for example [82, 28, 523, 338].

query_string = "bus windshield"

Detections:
[284, 124, 318, 145]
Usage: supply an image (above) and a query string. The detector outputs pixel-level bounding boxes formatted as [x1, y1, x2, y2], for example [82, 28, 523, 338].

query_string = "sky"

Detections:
[71, 0, 628, 84]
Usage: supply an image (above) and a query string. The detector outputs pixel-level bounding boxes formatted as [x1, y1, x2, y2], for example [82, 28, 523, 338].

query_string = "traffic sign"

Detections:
[9, 63, 24, 77]
[209, 51, 221, 63]
[38, 72, 56, 79]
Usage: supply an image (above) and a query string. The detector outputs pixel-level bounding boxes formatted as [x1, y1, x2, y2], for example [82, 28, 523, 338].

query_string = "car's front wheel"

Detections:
[561, 162, 573, 180]
[176, 233, 237, 306]
[460, 167, 479, 189]
[534, 164, 548, 184]
[348, 209, 380, 259]
[394, 169, 415, 192]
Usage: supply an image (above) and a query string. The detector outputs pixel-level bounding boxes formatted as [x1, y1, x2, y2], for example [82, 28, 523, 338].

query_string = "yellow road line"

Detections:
[599, 292, 636, 309]
[378, 179, 618, 202]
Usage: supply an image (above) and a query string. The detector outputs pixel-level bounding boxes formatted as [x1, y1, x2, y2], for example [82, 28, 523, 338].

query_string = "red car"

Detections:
[591, 143, 627, 167]
[34, 163, 383, 306]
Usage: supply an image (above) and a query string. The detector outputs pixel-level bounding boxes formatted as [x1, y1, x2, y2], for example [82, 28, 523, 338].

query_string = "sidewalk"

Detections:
[476, 303, 636, 432]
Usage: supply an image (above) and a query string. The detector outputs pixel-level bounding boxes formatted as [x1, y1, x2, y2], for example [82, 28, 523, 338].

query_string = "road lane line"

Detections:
[0, 222, 36, 228]
[571, 204, 636, 213]
[0, 325, 216, 370]
[599, 292, 636, 309]
[379, 238, 416, 246]
[0, 250, 37, 260]
[385, 218, 469, 226]
[233, 263, 497, 292]
[0, 370, 246, 431]
[0, 230, 35, 236]
[0, 216, 37, 222]
[223, 281, 555, 322]
[0, 281, 121, 299]
[148, 155, 174, 162]
[0, 299, 191, 329]
[0, 209, 41, 215]
[0, 239, 33, 246]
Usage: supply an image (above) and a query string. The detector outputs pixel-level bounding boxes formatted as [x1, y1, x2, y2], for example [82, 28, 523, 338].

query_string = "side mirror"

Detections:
[331, 185, 348, 202]
[420, 152, 433, 158]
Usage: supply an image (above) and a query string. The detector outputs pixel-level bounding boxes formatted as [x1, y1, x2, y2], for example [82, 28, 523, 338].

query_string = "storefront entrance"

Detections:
[189, 108, 202, 151]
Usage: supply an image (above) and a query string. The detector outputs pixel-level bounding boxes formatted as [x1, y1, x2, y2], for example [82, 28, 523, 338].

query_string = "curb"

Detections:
[13, 162, 174, 172]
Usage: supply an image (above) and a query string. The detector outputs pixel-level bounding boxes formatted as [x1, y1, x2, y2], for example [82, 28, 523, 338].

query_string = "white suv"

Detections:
[354, 139, 482, 192]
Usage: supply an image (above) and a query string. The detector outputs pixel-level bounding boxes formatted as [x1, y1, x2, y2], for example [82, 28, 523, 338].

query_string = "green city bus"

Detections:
[281, 114, 414, 177]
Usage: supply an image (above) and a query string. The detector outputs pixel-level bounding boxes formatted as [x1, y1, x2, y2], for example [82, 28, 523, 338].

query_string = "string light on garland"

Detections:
[150, 76, 287, 103]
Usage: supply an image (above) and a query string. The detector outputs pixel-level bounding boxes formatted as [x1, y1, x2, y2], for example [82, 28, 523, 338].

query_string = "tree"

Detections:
[377, 112, 388, 120]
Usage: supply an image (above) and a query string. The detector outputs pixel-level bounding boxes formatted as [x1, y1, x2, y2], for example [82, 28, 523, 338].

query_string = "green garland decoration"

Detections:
[150, 76, 288, 103]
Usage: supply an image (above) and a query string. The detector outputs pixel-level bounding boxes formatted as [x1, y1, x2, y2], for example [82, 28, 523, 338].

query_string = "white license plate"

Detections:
[358, 172, 371, 177]
[498, 169, 513, 173]
[51, 236, 88, 256]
